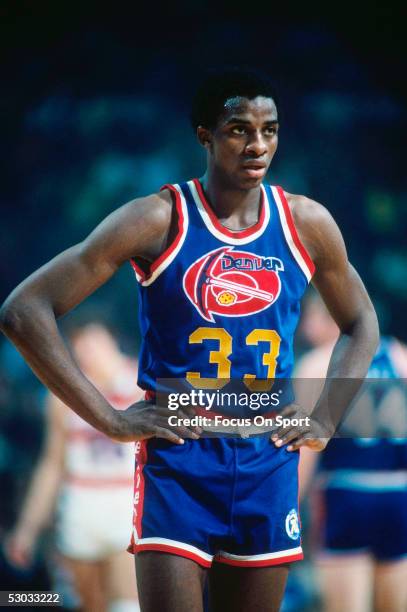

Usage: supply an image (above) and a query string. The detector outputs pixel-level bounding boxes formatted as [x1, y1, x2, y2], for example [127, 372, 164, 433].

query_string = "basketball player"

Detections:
[296, 295, 407, 612]
[6, 322, 142, 612]
[0, 68, 379, 611]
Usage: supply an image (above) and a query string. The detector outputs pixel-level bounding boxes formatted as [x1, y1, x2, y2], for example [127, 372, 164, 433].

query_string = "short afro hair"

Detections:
[190, 67, 278, 131]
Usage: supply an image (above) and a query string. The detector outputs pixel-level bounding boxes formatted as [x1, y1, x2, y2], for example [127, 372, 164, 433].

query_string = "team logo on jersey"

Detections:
[183, 247, 284, 322]
[285, 509, 300, 540]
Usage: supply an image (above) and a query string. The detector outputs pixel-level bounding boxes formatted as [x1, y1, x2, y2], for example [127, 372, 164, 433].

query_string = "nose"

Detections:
[245, 131, 268, 157]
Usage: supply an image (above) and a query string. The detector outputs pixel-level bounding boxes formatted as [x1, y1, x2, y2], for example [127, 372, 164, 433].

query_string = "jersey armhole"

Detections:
[271, 186, 316, 282]
[130, 184, 189, 286]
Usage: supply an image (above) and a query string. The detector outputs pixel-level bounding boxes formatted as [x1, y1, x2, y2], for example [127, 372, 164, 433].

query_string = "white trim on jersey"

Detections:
[188, 180, 270, 245]
[271, 186, 313, 283]
[140, 184, 189, 287]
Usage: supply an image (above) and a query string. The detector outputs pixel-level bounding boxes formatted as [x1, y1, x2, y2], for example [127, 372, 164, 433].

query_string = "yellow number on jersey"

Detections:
[186, 327, 281, 391]
[187, 327, 232, 389]
[244, 329, 281, 391]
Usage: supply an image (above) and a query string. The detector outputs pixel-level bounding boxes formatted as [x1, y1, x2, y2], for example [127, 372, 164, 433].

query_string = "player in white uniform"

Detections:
[6, 322, 142, 612]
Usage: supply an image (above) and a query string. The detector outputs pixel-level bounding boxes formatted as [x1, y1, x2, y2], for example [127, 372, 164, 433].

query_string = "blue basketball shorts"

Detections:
[320, 486, 407, 561]
[128, 437, 303, 568]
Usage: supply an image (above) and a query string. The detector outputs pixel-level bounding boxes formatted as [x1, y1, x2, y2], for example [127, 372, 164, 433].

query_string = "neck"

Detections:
[200, 169, 262, 229]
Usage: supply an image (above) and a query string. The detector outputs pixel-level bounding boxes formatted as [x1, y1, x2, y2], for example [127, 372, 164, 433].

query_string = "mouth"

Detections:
[241, 162, 267, 179]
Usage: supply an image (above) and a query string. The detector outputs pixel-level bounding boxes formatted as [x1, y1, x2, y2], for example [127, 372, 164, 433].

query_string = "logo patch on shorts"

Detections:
[285, 509, 300, 540]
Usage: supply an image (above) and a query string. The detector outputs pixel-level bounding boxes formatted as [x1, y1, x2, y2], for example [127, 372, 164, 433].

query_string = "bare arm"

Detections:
[302, 200, 378, 380]
[273, 194, 379, 450]
[0, 192, 177, 441]
[5, 394, 66, 567]
[298, 447, 319, 499]
[294, 349, 332, 497]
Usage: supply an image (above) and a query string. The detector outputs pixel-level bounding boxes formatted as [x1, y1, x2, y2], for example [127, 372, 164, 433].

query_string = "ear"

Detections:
[196, 126, 212, 149]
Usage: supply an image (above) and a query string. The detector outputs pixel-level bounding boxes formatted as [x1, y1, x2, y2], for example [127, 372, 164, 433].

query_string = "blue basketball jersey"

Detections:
[320, 337, 407, 481]
[131, 179, 314, 401]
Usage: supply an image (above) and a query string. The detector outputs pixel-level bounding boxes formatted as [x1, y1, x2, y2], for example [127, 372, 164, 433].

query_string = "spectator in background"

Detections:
[5, 322, 142, 612]
[296, 294, 407, 612]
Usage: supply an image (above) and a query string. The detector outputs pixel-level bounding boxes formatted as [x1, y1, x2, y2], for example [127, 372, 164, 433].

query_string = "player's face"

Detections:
[71, 324, 119, 376]
[199, 96, 278, 189]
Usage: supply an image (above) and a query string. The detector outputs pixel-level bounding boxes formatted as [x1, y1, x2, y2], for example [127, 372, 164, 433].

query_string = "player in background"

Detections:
[296, 294, 407, 612]
[5, 322, 142, 612]
[0, 68, 379, 611]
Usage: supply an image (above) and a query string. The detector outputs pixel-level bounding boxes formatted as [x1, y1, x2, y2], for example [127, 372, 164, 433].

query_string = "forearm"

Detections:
[0, 296, 117, 435]
[15, 459, 62, 541]
[298, 447, 319, 500]
[312, 309, 379, 433]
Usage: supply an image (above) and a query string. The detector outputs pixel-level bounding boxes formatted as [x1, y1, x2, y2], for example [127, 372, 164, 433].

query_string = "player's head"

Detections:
[63, 316, 121, 380]
[191, 67, 279, 188]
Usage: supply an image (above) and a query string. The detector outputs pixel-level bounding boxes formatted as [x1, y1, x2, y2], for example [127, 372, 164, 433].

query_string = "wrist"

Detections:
[310, 406, 335, 439]
[99, 405, 122, 437]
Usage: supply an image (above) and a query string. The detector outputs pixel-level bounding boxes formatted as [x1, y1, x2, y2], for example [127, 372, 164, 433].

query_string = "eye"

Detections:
[264, 126, 277, 136]
[231, 126, 246, 135]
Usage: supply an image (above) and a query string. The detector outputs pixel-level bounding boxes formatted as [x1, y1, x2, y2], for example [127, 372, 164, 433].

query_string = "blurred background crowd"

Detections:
[1, 1, 406, 610]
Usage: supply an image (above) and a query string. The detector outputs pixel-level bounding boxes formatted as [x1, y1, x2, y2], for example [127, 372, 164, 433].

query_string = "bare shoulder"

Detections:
[284, 192, 335, 236]
[82, 188, 175, 263]
[111, 189, 173, 237]
[283, 191, 347, 266]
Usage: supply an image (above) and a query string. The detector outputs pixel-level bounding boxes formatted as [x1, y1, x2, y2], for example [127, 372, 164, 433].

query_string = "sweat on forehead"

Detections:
[216, 96, 278, 127]
[223, 95, 276, 113]
[223, 96, 249, 111]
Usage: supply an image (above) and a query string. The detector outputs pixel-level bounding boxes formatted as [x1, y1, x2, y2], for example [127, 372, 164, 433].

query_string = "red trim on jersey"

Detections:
[130, 185, 185, 284]
[130, 258, 147, 282]
[127, 537, 135, 554]
[215, 551, 303, 567]
[297, 454, 302, 532]
[134, 440, 148, 540]
[193, 178, 266, 239]
[133, 543, 212, 568]
[276, 186, 315, 277]
[151, 184, 185, 273]
[145, 390, 155, 402]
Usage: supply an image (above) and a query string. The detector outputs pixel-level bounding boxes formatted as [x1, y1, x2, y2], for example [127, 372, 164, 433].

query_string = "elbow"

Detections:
[1, 289, 55, 346]
[0, 297, 23, 338]
[0, 293, 33, 340]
